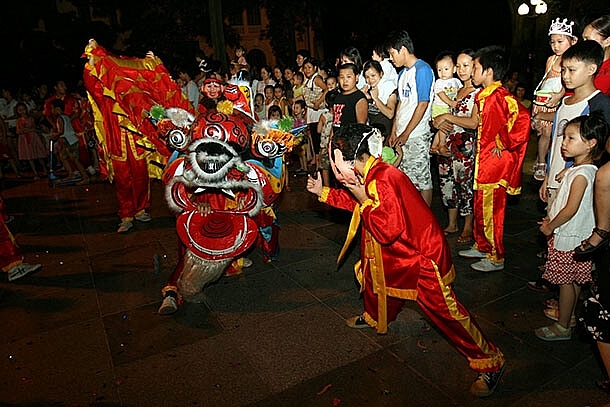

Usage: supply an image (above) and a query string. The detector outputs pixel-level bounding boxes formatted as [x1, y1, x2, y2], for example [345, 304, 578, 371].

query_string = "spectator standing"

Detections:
[332, 63, 368, 128]
[531, 18, 578, 181]
[534, 113, 606, 341]
[302, 58, 328, 169]
[386, 30, 435, 206]
[527, 40, 610, 292]
[362, 60, 397, 139]
[582, 14, 610, 96]
[15, 102, 47, 179]
[178, 68, 200, 112]
[458, 45, 530, 272]
[432, 49, 479, 242]
[371, 44, 398, 88]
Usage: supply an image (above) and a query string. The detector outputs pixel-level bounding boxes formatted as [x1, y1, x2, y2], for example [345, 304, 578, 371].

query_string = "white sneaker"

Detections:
[158, 296, 178, 315]
[8, 263, 42, 281]
[135, 212, 152, 222]
[117, 221, 133, 233]
[471, 258, 504, 272]
[87, 165, 97, 175]
[242, 257, 253, 268]
[458, 247, 487, 259]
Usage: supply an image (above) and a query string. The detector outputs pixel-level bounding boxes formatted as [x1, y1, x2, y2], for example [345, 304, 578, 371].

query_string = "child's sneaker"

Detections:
[8, 263, 42, 282]
[117, 221, 133, 233]
[135, 212, 152, 222]
[470, 363, 506, 397]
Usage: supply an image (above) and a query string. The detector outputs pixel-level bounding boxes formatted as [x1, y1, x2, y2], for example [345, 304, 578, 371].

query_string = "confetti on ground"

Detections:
[416, 339, 429, 352]
[316, 383, 332, 395]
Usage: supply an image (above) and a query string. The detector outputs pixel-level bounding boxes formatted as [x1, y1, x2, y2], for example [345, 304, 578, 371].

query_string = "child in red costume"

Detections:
[307, 123, 506, 397]
[0, 194, 41, 282]
[458, 46, 530, 272]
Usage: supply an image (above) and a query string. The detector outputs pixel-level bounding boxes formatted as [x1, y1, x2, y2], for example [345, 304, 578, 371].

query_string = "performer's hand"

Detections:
[343, 181, 367, 203]
[306, 172, 323, 197]
[491, 146, 502, 158]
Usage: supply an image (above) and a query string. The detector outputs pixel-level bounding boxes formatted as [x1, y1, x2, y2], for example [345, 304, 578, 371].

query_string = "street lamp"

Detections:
[518, 0, 548, 16]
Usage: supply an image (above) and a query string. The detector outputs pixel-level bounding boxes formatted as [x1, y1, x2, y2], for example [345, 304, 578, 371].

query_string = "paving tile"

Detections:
[0, 318, 118, 405]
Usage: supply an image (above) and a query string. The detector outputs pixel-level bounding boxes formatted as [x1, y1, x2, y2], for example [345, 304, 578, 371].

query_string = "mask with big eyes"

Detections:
[329, 147, 359, 186]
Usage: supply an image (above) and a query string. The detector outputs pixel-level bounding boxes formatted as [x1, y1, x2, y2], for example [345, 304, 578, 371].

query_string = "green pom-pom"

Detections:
[277, 115, 294, 132]
[381, 146, 397, 164]
[150, 105, 166, 121]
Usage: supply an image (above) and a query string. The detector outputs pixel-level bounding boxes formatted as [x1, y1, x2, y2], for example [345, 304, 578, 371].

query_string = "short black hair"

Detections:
[473, 45, 508, 82]
[385, 30, 415, 54]
[338, 62, 360, 76]
[562, 40, 604, 75]
[332, 123, 377, 160]
[566, 110, 609, 160]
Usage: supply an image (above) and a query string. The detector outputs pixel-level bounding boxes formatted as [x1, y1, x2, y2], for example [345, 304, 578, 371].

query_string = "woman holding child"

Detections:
[432, 49, 479, 243]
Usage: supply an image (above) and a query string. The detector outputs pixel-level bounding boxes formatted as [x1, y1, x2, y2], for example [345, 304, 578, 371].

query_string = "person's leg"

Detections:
[445, 208, 459, 234]
[557, 283, 579, 329]
[489, 187, 507, 263]
[359, 264, 405, 334]
[598, 341, 610, 381]
[27, 160, 38, 177]
[437, 156, 458, 233]
[415, 265, 505, 371]
[536, 125, 551, 168]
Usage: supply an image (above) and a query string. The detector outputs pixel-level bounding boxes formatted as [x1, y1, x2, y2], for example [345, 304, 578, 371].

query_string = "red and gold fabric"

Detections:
[320, 157, 504, 372]
[0, 195, 22, 272]
[82, 43, 194, 181]
[473, 82, 530, 263]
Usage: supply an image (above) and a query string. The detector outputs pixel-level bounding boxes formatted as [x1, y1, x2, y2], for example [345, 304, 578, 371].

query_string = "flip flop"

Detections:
[535, 323, 571, 341]
[457, 234, 473, 243]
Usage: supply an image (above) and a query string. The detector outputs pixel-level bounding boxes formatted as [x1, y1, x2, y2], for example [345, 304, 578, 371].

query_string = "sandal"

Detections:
[543, 308, 576, 327]
[457, 233, 473, 244]
[535, 322, 571, 341]
[575, 227, 609, 256]
[544, 297, 559, 309]
[533, 162, 546, 181]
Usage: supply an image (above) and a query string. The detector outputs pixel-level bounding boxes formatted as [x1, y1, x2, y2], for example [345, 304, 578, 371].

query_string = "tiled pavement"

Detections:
[1, 141, 609, 406]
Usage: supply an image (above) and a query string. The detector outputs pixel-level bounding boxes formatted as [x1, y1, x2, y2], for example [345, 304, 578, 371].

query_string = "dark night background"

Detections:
[0, 0, 607, 91]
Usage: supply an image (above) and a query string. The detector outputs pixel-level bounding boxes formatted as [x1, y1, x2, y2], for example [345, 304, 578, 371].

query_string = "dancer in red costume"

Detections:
[458, 46, 530, 272]
[0, 194, 41, 282]
[307, 123, 506, 397]
[82, 39, 194, 233]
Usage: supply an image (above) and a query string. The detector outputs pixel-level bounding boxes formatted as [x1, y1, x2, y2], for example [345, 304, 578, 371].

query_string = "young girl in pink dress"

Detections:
[15, 102, 48, 179]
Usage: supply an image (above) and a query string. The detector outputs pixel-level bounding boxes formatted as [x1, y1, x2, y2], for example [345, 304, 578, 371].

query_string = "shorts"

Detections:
[319, 147, 330, 170]
[397, 135, 432, 191]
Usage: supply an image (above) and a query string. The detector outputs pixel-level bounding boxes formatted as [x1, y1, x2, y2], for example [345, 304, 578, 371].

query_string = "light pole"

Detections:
[514, 0, 549, 93]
